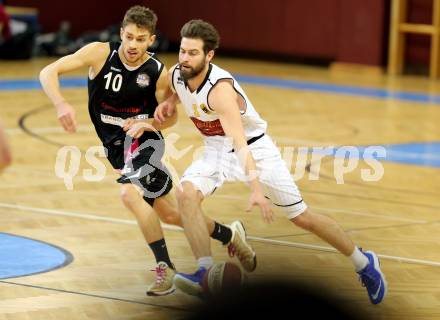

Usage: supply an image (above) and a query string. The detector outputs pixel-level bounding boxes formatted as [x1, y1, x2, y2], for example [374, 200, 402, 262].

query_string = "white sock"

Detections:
[350, 247, 369, 272]
[197, 256, 214, 270]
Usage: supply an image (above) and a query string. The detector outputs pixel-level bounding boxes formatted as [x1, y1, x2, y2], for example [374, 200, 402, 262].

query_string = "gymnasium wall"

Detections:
[5, 0, 140, 36]
[6, 0, 432, 67]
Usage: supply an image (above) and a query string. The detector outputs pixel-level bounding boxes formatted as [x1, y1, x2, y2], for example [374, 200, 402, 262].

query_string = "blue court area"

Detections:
[1, 76, 439, 168]
[0, 78, 86, 90]
[2, 75, 440, 104]
[380, 142, 440, 167]
[313, 142, 440, 168]
[0, 233, 72, 279]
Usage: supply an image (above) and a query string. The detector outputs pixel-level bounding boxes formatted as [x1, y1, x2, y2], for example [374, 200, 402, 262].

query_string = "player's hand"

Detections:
[246, 190, 274, 223]
[154, 100, 176, 123]
[56, 101, 77, 133]
[123, 118, 150, 139]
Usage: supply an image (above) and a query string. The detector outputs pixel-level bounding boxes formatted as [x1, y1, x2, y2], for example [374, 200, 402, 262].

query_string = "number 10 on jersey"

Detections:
[104, 72, 123, 92]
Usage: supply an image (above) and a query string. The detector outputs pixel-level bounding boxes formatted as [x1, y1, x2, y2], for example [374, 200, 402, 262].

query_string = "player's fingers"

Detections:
[127, 128, 136, 137]
[267, 205, 274, 222]
[71, 117, 77, 133]
[167, 105, 174, 117]
[262, 204, 273, 223]
[58, 117, 68, 131]
[153, 109, 161, 123]
[123, 119, 133, 131]
[155, 107, 166, 123]
[65, 115, 76, 132]
[134, 130, 143, 139]
[263, 210, 271, 224]
[246, 200, 254, 212]
[59, 116, 74, 133]
[267, 210, 274, 223]
[161, 108, 169, 121]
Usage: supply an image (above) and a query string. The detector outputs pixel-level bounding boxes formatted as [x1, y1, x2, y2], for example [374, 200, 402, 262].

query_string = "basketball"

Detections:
[202, 262, 243, 296]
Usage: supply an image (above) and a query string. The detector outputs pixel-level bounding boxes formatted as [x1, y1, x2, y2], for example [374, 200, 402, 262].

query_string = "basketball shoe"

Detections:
[173, 267, 207, 297]
[227, 221, 257, 272]
[357, 250, 388, 304]
[146, 262, 176, 296]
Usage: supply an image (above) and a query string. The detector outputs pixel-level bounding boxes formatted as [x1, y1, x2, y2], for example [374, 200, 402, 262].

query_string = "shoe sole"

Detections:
[232, 221, 257, 272]
[365, 250, 388, 303]
[146, 284, 176, 296]
[173, 275, 203, 297]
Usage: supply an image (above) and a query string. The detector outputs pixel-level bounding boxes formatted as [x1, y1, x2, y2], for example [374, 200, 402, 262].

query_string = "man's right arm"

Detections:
[154, 64, 181, 123]
[39, 42, 108, 132]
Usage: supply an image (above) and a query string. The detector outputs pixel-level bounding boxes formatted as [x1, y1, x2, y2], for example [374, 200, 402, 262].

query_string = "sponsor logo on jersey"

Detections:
[109, 50, 118, 60]
[200, 103, 212, 114]
[110, 66, 122, 72]
[190, 117, 225, 136]
[136, 73, 150, 87]
[101, 102, 141, 114]
[101, 114, 149, 127]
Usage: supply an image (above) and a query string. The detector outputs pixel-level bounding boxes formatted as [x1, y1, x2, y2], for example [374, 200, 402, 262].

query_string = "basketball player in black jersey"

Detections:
[39, 6, 256, 296]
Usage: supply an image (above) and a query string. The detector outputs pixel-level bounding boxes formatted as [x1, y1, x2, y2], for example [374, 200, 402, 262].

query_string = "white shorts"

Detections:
[180, 134, 307, 219]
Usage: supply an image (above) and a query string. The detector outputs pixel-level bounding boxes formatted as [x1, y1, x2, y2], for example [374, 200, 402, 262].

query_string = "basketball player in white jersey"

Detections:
[39, 7, 256, 297]
[154, 19, 387, 304]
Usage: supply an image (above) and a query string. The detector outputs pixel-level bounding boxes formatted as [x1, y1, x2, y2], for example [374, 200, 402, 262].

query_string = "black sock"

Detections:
[210, 222, 233, 245]
[148, 239, 174, 269]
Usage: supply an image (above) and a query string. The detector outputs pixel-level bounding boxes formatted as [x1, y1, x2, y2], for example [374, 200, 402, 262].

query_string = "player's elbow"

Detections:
[39, 67, 49, 85]
[39, 65, 56, 84]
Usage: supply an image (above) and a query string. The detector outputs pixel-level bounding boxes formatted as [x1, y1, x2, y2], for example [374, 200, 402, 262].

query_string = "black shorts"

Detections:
[106, 140, 173, 207]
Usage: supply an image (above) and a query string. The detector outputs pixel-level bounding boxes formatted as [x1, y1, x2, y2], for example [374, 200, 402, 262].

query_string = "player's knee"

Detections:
[160, 209, 181, 225]
[176, 183, 201, 205]
[120, 184, 140, 206]
[290, 209, 315, 231]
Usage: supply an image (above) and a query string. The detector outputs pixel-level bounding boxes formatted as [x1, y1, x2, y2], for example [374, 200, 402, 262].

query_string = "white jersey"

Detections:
[171, 63, 267, 147]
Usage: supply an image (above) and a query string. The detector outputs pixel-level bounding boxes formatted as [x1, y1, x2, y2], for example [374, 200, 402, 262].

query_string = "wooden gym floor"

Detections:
[0, 54, 439, 319]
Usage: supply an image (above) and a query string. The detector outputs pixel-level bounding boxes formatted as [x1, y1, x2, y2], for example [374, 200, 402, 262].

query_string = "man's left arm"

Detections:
[209, 81, 274, 223]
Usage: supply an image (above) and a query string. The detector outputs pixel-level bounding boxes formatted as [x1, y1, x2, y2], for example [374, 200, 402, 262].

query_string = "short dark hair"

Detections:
[122, 6, 157, 34]
[180, 19, 220, 54]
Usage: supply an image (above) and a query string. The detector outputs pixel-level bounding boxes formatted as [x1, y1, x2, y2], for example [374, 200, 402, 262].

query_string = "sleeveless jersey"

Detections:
[171, 63, 267, 147]
[88, 42, 164, 149]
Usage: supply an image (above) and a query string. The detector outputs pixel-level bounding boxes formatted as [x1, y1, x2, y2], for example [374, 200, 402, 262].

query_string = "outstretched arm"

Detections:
[39, 42, 109, 133]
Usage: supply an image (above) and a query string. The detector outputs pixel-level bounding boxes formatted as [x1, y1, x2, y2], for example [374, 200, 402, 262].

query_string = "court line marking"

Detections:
[5, 125, 95, 135]
[6, 125, 333, 146]
[2, 75, 440, 105]
[214, 194, 427, 223]
[9, 125, 440, 163]
[0, 280, 191, 312]
[1, 202, 438, 268]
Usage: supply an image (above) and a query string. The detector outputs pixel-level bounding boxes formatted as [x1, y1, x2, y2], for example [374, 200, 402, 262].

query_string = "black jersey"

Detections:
[88, 42, 164, 167]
